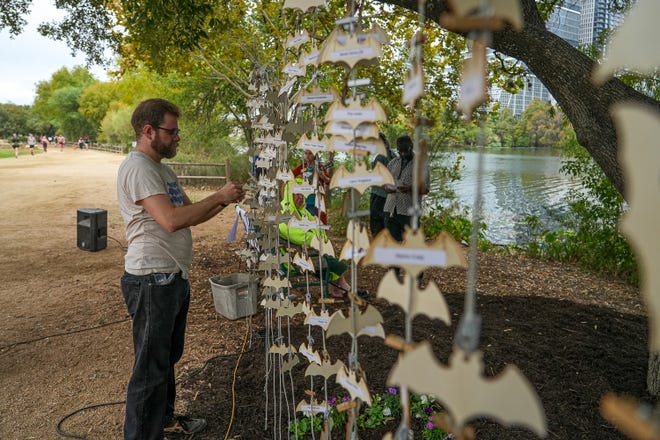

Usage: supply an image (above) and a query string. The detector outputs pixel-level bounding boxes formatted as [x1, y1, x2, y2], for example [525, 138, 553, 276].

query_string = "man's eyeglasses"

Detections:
[155, 126, 180, 137]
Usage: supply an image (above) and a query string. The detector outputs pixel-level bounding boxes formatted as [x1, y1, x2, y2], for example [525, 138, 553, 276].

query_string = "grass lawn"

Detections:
[0, 146, 42, 158]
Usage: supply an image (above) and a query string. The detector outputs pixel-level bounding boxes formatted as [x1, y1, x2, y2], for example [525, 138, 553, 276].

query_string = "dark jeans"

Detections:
[384, 212, 411, 242]
[121, 271, 190, 440]
[369, 194, 387, 237]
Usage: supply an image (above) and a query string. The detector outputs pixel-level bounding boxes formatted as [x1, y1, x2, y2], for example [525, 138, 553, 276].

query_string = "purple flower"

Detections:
[388, 387, 398, 395]
[342, 396, 350, 402]
[328, 397, 337, 406]
[426, 422, 434, 430]
[425, 406, 433, 414]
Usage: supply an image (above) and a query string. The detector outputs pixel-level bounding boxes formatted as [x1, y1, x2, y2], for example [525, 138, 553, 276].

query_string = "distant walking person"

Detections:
[117, 98, 244, 440]
[11, 133, 20, 158]
[41, 135, 48, 152]
[57, 134, 65, 152]
[27, 133, 36, 156]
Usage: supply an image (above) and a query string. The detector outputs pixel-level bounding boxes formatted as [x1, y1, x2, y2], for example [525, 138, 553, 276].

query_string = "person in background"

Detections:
[41, 135, 48, 153]
[369, 132, 394, 237]
[27, 133, 35, 156]
[383, 135, 430, 286]
[279, 181, 351, 299]
[11, 133, 20, 158]
[57, 134, 65, 152]
[78, 137, 85, 150]
[117, 98, 244, 439]
[292, 149, 332, 223]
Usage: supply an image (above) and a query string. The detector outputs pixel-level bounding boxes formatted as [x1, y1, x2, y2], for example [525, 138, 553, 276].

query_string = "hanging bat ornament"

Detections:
[388, 342, 547, 436]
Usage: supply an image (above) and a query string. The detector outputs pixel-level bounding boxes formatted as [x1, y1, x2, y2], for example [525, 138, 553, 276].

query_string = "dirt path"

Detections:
[0, 149, 235, 439]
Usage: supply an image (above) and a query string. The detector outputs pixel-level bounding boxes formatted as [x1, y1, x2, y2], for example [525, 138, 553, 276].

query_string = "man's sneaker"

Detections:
[164, 414, 207, 435]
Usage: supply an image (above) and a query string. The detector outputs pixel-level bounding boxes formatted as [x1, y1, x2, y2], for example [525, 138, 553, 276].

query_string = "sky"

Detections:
[0, 0, 109, 106]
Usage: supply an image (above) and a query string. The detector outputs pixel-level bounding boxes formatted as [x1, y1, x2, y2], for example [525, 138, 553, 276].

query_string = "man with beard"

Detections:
[117, 98, 244, 439]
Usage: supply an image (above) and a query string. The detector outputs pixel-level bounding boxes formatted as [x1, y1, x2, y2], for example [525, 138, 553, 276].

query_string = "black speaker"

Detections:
[77, 208, 107, 251]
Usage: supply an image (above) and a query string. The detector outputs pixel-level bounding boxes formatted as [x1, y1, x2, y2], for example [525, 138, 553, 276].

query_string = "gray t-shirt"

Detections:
[117, 151, 192, 278]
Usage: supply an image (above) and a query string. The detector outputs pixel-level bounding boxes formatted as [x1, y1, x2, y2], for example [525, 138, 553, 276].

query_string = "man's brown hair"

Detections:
[130, 98, 180, 139]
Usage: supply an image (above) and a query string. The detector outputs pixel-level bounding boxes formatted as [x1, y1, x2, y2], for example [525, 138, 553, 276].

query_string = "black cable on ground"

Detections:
[56, 401, 126, 439]
[54, 327, 265, 439]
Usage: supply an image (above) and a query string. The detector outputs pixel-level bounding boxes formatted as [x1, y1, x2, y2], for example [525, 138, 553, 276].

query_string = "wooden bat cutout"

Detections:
[254, 133, 286, 146]
[305, 358, 346, 379]
[446, 0, 523, 31]
[340, 219, 370, 263]
[308, 234, 336, 258]
[289, 182, 316, 197]
[262, 275, 292, 289]
[254, 156, 272, 169]
[613, 103, 660, 351]
[403, 61, 425, 107]
[282, 354, 300, 373]
[276, 167, 295, 183]
[326, 305, 385, 339]
[377, 269, 451, 325]
[258, 256, 280, 271]
[279, 77, 297, 97]
[593, 0, 660, 84]
[324, 97, 387, 129]
[330, 135, 388, 157]
[269, 342, 298, 356]
[260, 297, 281, 309]
[252, 115, 274, 130]
[318, 27, 382, 69]
[324, 120, 380, 139]
[364, 228, 467, 278]
[388, 343, 547, 436]
[365, 23, 390, 45]
[257, 176, 277, 189]
[293, 251, 315, 273]
[299, 47, 320, 67]
[336, 366, 372, 405]
[287, 214, 321, 231]
[295, 133, 330, 154]
[282, 0, 327, 12]
[457, 40, 488, 117]
[282, 60, 306, 78]
[304, 306, 332, 330]
[276, 300, 305, 318]
[293, 85, 339, 107]
[285, 29, 310, 50]
[298, 342, 322, 365]
[330, 161, 394, 194]
[296, 398, 329, 415]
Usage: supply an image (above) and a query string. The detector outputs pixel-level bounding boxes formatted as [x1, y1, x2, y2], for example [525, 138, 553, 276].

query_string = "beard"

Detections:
[151, 137, 177, 159]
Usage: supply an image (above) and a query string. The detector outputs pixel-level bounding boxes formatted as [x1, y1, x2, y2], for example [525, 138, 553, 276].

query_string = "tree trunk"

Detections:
[382, 0, 660, 198]
[648, 352, 660, 396]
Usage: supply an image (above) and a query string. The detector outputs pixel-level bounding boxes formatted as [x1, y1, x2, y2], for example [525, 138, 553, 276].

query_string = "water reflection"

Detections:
[430, 149, 582, 245]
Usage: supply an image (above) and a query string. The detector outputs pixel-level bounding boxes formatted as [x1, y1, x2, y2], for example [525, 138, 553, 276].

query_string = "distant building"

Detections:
[493, 0, 622, 116]
[580, 0, 623, 48]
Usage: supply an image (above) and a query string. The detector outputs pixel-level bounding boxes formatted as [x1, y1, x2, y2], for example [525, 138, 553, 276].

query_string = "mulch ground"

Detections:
[164, 239, 651, 440]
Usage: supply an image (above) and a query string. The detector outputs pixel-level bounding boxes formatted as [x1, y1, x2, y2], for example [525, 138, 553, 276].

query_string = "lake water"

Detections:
[430, 148, 582, 245]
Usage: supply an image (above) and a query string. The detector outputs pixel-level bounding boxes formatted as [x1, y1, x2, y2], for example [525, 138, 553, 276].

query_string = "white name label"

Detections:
[372, 247, 448, 267]
[337, 175, 385, 187]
